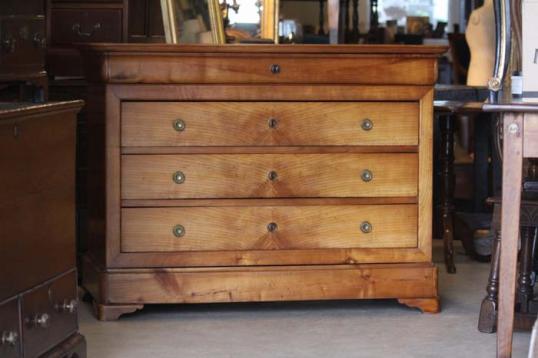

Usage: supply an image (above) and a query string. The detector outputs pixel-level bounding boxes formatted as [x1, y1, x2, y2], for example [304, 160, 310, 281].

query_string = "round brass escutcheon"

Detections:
[361, 169, 373, 182]
[173, 119, 186, 132]
[268, 170, 278, 181]
[270, 64, 281, 74]
[172, 171, 186, 184]
[267, 222, 278, 232]
[360, 221, 373, 234]
[173, 224, 186, 238]
[268, 117, 278, 129]
[361, 118, 373, 131]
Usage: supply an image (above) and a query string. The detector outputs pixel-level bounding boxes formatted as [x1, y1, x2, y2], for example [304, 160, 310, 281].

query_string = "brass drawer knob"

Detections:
[30, 313, 50, 329]
[270, 64, 281, 74]
[56, 299, 78, 314]
[360, 221, 373, 234]
[361, 118, 374, 131]
[267, 222, 278, 232]
[361, 169, 373, 182]
[268, 118, 278, 129]
[268, 170, 278, 181]
[172, 171, 186, 184]
[173, 119, 186, 132]
[1, 331, 18, 347]
[173, 224, 186, 238]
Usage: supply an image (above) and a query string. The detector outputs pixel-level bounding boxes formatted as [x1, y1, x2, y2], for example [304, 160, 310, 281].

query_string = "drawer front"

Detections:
[0, 17, 45, 74]
[121, 205, 418, 252]
[102, 54, 437, 85]
[121, 153, 418, 199]
[50, 9, 122, 44]
[21, 272, 78, 358]
[121, 102, 419, 147]
[0, 298, 21, 358]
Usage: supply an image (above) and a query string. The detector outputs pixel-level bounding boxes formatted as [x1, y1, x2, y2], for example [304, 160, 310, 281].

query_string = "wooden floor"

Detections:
[78, 241, 532, 358]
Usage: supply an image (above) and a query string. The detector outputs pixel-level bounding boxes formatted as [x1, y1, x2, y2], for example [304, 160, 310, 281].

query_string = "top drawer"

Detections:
[121, 102, 419, 147]
[50, 9, 122, 45]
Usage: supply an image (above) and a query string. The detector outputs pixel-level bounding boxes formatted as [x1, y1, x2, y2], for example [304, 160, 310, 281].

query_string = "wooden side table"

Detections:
[483, 101, 538, 358]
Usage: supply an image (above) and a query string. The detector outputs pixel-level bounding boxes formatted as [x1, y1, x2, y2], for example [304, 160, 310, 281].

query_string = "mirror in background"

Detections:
[161, 0, 226, 44]
[222, 0, 279, 43]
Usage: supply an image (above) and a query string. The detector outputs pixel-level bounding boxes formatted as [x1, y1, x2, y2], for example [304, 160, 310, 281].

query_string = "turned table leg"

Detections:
[517, 227, 534, 313]
[497, 113, 524, 358]
[478, 202, 501, 333]
[440, 114, 456, 273]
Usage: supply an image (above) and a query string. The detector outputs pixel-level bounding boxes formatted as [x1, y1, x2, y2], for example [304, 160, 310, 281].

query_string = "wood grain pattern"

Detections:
[121, 102, 419, 147]
[97, 262, 438, 306]
[524, 114, 538, 157]
[497, 113, 524, 358]
[0, 103, 80, 301]
[88, 55, 437, 85]
[418, 89, 434, 261]
[80, 45, 440, 319]
[121, 153, 418, 199]
[112, 84, 432, 102]
[397, 297, 440, 313]
[121, 205, 418, 252]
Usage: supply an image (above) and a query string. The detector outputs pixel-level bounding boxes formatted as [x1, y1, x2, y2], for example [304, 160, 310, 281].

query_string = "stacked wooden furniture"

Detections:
[0, 101, 86, 357]
[80, 44, 445, 320]
[0, 0, 47, 101]
[46, 0, 164, 77]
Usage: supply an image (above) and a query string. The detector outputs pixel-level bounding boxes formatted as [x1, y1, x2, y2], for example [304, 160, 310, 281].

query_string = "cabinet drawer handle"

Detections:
[361, 118, 373, 131]
[270, 64, 281, 74]
[360, 169, 373, 182]
[173, 224, 185, 237]
[72, 23, 101, 37]
[173, 119, 186, 132]
[172, 171, 186, 184]
[360, 221, 373, 233]
[1, 331, 18, 347]
[29, 313, 50, 329]
[56, 299, 78, 314]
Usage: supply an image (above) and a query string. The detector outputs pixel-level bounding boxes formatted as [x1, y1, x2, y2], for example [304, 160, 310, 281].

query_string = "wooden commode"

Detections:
[80, 44, 445, 320]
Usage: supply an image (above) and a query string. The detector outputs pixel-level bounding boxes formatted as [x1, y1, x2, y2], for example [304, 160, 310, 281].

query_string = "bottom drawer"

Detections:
[21, 271, 78, 358]
[121, 205, 418, 252]
[0, 298, 21, 358]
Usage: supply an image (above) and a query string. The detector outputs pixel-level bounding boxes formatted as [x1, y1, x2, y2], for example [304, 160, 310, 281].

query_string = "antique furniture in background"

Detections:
[160, 0, 225, 44]
[79, 43, 444, 320]
[0, 1, 47, 101]
[46, 0, 165, 77]
[478, 196, 538, 334]
[0, 101, 86, 357]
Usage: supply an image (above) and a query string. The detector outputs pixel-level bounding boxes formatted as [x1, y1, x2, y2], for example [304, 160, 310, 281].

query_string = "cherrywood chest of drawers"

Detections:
[0, 101, 86, 357]
[80, 44, 445, 320]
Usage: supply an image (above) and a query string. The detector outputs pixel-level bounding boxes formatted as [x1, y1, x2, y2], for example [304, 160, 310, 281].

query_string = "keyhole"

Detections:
[267, 222, 278, 232]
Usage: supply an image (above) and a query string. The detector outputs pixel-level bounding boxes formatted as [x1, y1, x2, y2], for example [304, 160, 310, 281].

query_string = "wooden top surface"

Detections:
[78, 43, 448, 57]
[0, 101, 84, 120]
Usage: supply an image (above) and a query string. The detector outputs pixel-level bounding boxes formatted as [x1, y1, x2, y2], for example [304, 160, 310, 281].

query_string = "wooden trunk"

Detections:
[79, 44, 445, 320]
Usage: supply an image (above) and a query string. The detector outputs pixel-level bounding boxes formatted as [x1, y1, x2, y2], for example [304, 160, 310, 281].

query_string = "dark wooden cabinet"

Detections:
[0, 0, 47, 101]
[0, 101, 86, 358]
[46, 0, 164, 77]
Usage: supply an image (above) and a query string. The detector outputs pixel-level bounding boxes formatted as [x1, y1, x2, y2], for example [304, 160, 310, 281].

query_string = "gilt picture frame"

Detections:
[161, 0, 226, 44]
